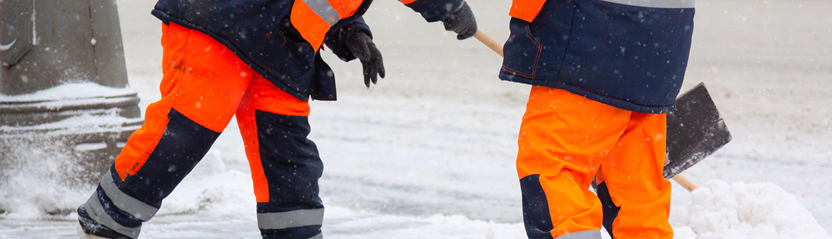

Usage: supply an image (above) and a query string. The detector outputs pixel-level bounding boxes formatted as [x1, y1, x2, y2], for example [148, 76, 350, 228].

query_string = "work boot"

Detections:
[76, 205, 132, 239]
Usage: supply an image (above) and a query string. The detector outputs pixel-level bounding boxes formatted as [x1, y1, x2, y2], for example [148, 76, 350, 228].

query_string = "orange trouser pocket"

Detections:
[516, 86, 672, 239]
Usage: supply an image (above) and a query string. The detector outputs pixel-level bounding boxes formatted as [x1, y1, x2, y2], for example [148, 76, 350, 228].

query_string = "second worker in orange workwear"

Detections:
[500, 0, 696, 238]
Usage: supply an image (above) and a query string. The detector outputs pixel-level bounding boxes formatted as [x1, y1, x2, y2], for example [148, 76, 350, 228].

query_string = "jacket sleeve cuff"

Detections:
[405, 0, 464, 22]
[324, 17, 372, 62]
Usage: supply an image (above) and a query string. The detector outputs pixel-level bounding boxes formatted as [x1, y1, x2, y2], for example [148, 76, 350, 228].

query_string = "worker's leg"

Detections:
[595, 112, 672, 239]
[235, 77, 322, 239]
[77, 22, 253, 238]
[516, 86, 631, 239]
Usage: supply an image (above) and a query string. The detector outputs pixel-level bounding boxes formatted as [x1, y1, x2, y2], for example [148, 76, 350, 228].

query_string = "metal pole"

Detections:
[0, 0, 142, 186]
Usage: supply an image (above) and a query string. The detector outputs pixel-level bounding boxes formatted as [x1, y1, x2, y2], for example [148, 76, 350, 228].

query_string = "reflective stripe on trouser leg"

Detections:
[555, 230, 602, 239]
[83, 191, 141, 238]
[258, 208, 325, 230]
[76, 167, 156, 237]
[98, 168, 159, 221]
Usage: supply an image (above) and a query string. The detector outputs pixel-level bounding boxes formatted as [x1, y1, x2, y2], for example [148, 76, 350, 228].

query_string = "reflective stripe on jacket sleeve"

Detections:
[291, 0, 363, 51]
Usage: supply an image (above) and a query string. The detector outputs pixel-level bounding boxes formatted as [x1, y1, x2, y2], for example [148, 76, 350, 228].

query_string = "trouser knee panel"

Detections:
[520, 174, 555, 239]
[121, 108, 221, 207]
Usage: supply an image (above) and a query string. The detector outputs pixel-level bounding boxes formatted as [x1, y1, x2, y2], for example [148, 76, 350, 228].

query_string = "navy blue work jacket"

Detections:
[152, 0, 377, 101]
[500, 0, 695, 113]
[151, 0, 463, 102]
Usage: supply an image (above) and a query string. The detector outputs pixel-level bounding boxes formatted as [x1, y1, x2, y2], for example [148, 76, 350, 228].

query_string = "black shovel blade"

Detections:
[664, 82, 732, 179]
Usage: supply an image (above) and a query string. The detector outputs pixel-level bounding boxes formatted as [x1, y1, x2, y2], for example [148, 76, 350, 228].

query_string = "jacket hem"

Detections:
[499, 70, 675, 114]
[151, 9, 313, 102]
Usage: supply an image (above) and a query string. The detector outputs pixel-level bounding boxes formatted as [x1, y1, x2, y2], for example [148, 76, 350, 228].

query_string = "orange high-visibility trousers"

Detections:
[80, 22, 325, 239]
[516, 86, 672, 239]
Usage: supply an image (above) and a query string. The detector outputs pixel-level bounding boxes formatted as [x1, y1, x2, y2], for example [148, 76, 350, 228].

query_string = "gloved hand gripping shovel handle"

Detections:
[472, 29, 703, 192]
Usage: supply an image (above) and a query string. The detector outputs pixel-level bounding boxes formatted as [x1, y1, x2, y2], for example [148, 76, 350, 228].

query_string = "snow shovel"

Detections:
[472, 30, 732, 192]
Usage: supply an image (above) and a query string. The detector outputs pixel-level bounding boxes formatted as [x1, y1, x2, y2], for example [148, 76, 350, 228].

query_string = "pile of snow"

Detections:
[671, 180, 831, 239]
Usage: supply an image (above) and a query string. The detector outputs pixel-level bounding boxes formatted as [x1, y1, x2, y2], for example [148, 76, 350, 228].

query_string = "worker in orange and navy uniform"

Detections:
[75, 0, 477, 238]
[500, 0, 695, 238]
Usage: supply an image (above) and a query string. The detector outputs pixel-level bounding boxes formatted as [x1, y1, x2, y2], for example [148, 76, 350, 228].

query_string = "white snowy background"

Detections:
[1, 0, 830, 238]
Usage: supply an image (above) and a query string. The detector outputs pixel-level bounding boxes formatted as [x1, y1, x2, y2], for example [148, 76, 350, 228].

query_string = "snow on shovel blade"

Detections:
[664, 82, 732, 179]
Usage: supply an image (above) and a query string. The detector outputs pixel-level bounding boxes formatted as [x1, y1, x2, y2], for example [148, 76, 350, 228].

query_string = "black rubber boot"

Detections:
[76, 205, 132, 239]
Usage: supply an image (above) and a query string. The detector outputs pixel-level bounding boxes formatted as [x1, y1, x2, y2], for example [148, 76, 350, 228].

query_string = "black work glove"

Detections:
[441, 1, 477, 40]
[345, 31, 385, 88]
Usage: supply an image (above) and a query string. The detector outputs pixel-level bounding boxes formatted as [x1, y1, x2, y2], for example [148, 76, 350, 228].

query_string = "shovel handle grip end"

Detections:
[672, 174, 699, 192]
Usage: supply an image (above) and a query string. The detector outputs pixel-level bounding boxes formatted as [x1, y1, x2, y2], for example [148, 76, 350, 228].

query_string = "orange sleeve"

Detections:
[509, 0, 547, 22]
[290, 0, 331, 51]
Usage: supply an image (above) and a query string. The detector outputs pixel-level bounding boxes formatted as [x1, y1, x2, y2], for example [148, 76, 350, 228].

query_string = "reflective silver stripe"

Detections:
[84, 194, 141, 239]
[99, 169, 159, 221]
[600, 0, 694, 8]
[301, 0, 341, 26]
[309, 233, 323, 239]
[555, 230, 602, 239]
[257, 208, 325, 230]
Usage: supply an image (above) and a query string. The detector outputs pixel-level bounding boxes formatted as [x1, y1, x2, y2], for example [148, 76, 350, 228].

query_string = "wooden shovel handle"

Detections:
[473, 30, 504, 57]
[672, 174, 699, 192]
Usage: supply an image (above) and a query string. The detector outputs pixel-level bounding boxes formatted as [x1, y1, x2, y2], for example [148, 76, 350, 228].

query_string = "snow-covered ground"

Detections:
[1, 0, 830, 238]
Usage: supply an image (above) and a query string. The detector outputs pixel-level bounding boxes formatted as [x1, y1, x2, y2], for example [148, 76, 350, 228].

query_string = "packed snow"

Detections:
[1, 0, 830, 238]
[671, 181, 829, 239]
